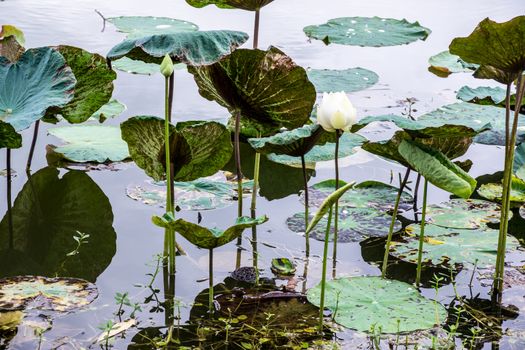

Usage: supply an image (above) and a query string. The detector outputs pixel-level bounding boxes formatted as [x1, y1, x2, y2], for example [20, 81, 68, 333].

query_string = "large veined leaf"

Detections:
[107, 30, 249, 66]
[44, 46, 116, 124]
[188, 47, 316, 134]
[477, 176, 525, 205]
[152, 212, 268, 249]
[303, 17, 431, 47]
[390, 224, 521, 269]
[0, 167, 116, 282]
[0, 121, 22, 149]
[185, 0, 274, 10]
[0, 47, 76, 131]
[121, 116, 233, 182]
[449, 16, 525, 84]
[417, 103, 525, 146]
[268, 133, 366, 167]
[0, 276, 98, 312]
[428, 50, 477, 76]
[302, 180, 413, 211]
[48, 125, 130, 163]
[287, 207, 402, 243]
[425, 199, 510, 229]
[398, 139, 476, 198]
[107, 16, 198, 39]
[307, 276, 447, 333]
[307, 68, 379, 93]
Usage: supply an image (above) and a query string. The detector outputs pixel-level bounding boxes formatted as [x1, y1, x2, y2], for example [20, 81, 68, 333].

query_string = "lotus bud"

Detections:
[160, 54, 174, 77]
[316, 92, 357, 133]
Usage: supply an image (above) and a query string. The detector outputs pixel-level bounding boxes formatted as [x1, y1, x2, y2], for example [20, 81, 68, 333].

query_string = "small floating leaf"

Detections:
[271, 258, 296, 276]
[307, 68, 378, 93]
[428, 50, 477, 76]
[90, 99, 126, 123]
[477, 176, 525, 205]
[107, 16, 198, 39]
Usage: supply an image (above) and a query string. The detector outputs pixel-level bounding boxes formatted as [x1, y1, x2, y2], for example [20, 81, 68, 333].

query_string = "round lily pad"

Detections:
[287, 207, 401, 243]
[301, 180, 413, 211]
[126, 176, 237, 211]
[307, 68, 378, 93]
[428, 51, 477, 75]
[111, 57, 185, 75]
[0, 276, 98, 312]
[477, 176, 525, 205]
[90, 99, 126, 123]
[107, 16, 198, 39]
[304, 17, 431, 47]
[425, 199, 510, 229]
[307, 276, 447, 333]
[390, 224, 521, 269]
[456, 86, 507, 105]
[48, 125, 130, 163]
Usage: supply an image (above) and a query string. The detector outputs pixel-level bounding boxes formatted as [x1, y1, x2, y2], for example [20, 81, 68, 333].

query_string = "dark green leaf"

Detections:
[0, 121, 22, 149]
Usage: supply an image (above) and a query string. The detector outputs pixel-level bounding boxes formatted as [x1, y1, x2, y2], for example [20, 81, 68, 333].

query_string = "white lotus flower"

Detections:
[316, 92, 357, 132]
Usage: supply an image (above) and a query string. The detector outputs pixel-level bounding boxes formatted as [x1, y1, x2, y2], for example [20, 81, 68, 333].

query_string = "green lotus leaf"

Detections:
[185, 0, 274, 10]
[188, 47, 316, 134]
[0, 310, 23, 330]
[44, 46, 116, 124]
[90, 99, 126, 123]
[248, 124, 332, 157]
[107, 16, 198, 39]
[425, 198, 510, 229]
[111, 57, 185, 75]
[428, 50, 477, 76]
[302, 180, 413, 212]
[0, 121, 22, 149]
[126, 176, 238, 211]
[417, 103, 525, 146]
[0, 25, 25, 46]
[398, 139, 476, 198]
[152, 212, 268, 249]
[268, 133, 366, 167]
[307, 276, 447, 333]
[457, 86, 507, 105]
[477, 176, 525, 205]
[288, 207, 401, 243]
[0, 47, 76, 131]
[48, 125, 130, 163]
[121, 116, 232, 182]
[270, 258, 295, 276]
[222, 141, 314, 200]
[390, 224, 521, 269]
[0, 276, 97, 312]
[514, 143, 525, 180]
[306, 68, 378, 93]
[107, 30, 249, 66]
[304, 17, 431, 47]
[0, 167, 117, 281]
[449, 16, 525, 84]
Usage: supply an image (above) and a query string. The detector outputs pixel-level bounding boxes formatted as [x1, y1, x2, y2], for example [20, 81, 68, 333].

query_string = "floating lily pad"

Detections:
[107, 16, 198, 39]
[0, 167, 116, 281]
[90, 99, 126, 123]
[417, 102, 525, 146]
[0, 47, 76, 131]
[48, 125, 130, 163]
[390, 224, 521, 269]
[268, 133, 366, 167]
[185, 0, 274, 10]
[428, 51, 477, 76]
[304, 17, 431, 47]
[307, 68, 378, 93]
[271, 258, 296, 276]
[425, 199, 510, 229]
[107, 30, 248, 66]
[126, 176, 237, 211]
[0, 276, 97, 312]
[44, 46, 116, 124]
[307, 276, 447, 333]
[287, 207, 401, 243]
[111, 57, 185, 75]
[0, 121, 22, 149]
[302, 180, 413, 211]
[477, 176, 525, 205]
[456, 86, 507, 105]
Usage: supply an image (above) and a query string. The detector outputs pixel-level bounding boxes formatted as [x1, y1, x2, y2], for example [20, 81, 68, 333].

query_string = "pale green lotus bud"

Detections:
[317, 92, 357, 132]
[160, 54, 174, 77]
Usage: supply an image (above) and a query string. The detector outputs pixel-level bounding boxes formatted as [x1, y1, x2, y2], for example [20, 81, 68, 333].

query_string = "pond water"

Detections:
[1, 0, 525, 349]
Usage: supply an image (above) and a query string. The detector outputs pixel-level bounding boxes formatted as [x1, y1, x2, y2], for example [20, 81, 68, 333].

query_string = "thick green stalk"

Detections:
[381, 167, 411, 277]
[209, 248, 214, 313]
[415, 179, 428, 287]
[332, 131, 341, 277]
[302, 155, 310, 255]
[251, 132, 261, 285]
[164, 77, 173, 214]
[319, 206, 333, 332]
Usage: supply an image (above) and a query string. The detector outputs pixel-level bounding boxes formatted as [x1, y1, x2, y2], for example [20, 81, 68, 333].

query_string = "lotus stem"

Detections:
[413, 173, 422, 221]
[251, 131, 261, 284]
[209, 248, 214, 313]
[493, 74, 525, 302]
[415, 179, 429, 287]
[301, 155, 310, 255]
[381, 167, 411, 278]
[253, 9, 260, 49]
[164, 76, 174, 214]
[26, 120, 40, 172]
[6, 149, 13, 249]
[319, 206, 333, 332]
[332, 130, 341, 277]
